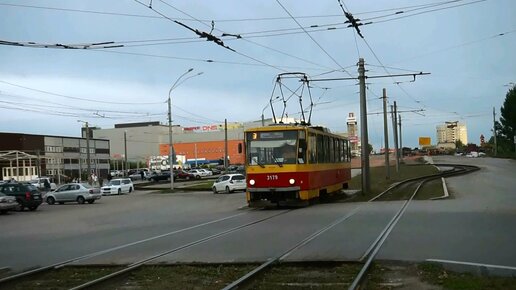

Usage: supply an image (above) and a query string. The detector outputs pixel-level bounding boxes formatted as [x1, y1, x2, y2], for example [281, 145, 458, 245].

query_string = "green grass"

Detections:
[123, 264, 257, 290]
[0, 266, 122, 290]
[349, 164, 439, 201]
[418, 263, 516, 290]
[253, 263, 362, 289]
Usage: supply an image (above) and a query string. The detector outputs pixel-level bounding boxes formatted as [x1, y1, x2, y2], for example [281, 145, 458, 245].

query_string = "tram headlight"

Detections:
[249, 179, 255, 186]
[289, 178, 295, 185]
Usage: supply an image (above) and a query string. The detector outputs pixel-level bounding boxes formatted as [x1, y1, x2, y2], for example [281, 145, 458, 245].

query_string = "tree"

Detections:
[367, 144, 373, 155]
[498, 85, 516, 153]
[455, 140, 465, 151]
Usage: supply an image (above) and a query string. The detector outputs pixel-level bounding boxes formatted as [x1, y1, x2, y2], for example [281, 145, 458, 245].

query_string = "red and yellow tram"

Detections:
[245, 124, 351, 207]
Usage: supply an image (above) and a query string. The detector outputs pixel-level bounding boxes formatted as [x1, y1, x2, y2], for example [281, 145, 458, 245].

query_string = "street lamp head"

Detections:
[187, 68, 194, 72]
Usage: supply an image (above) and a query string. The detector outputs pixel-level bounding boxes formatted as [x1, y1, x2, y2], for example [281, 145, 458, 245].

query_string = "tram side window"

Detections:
[309, 133, 317, 164]
[329, 137, 334, 163]
[298, 131, 306, 164]
[334, 138, 338, 163]
[317, 135, 324, 163]
[325, 137, 328, 162]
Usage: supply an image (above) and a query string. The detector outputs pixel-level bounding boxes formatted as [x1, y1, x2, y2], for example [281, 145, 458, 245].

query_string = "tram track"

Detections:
[0, 208, 287, 289]
[0, 163, 480, 289]
[222, 163, 479, 290]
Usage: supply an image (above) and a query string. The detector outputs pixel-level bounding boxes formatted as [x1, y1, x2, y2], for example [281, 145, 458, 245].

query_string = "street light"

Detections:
[168, 68, 203, 190]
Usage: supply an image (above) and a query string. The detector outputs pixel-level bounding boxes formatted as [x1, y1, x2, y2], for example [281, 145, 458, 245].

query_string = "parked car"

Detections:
[209, 168, 221, 175]
[30, 177, 57, 191]
[0, 182, 42, 211]
[148, 171, 171, 182]
[188, 169, 208, 179]
[212, 174, 246, 194]
[101, 178, 134, 195]
[0, 192, 17, 214]
[46, 183, 101, 205]
[129, 170, 150, 181]
[198, 169, 213, 176]
[174, 170, 195, 181]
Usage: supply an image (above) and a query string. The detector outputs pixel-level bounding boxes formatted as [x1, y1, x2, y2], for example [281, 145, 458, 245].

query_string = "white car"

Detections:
[198, 169, 213, 176]
[212, 174, 246, 194]
[30, 177, 57, 191]
[101, 178, 134, 195]
[188, 169, 208, 179]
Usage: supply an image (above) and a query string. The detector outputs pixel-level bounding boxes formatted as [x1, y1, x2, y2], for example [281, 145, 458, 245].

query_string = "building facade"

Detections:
[436, 122, 468, 145]
[346, 112, 361, 156]
[0, 132, 110, 182]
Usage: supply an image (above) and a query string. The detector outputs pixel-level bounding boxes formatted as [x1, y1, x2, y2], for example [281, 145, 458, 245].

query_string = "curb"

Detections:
[426, 259, 516, 277]
[431, 177, 449, 200]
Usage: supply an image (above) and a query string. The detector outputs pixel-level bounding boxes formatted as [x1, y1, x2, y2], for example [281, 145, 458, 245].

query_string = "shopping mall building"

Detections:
[90, 120, 265, 170]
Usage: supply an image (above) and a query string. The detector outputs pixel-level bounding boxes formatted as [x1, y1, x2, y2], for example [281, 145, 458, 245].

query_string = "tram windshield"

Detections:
[246, 131, 298, 165]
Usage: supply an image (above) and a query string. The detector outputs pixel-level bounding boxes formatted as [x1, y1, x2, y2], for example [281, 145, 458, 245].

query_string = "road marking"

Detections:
[426, 259, 516, 271]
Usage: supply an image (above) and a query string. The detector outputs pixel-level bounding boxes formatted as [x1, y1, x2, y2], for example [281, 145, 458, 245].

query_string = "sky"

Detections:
[0, 0, 515, 149]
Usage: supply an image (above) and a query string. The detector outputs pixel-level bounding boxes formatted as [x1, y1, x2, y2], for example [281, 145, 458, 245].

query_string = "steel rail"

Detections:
[348, 164, 479, 290]
[223, 163, 479, 290]
[69, 209, 293, 290]
[0, 210, 252, 285]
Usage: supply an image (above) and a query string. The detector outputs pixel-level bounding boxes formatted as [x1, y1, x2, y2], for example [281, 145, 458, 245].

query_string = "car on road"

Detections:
[0, 182, 42, 211]
[0, 192, 17, 214]
[101, 178, 134, 195]
[46, 183, 101, 205]
[212, 174, 246, 194]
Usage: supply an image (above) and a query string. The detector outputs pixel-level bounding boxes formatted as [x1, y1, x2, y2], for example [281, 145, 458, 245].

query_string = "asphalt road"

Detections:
[1, 156, 515, 273]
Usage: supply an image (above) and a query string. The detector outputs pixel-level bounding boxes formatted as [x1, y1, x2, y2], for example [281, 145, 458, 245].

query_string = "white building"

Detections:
[436, 121, 468, 145]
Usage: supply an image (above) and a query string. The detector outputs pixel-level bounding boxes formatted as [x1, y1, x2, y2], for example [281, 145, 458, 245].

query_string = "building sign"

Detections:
[419, 137, 431, 146]
[183, 123, 243, 133]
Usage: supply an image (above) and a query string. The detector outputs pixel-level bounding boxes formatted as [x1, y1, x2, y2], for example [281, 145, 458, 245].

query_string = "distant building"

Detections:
[0, 132, 110, 181]
[436, 121, 468, 148]
[346, 112, 360, 156]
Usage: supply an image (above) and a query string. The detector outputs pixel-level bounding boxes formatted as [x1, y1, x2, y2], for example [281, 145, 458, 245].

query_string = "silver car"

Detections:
[0, 192, 17, 214]
[45, 183, 102, 205]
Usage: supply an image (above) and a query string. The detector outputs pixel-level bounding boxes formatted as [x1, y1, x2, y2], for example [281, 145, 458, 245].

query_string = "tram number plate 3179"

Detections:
[266, 174, 279, 181]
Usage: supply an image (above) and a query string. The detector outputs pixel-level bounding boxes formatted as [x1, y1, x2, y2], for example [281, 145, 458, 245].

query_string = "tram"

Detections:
[245, 124, 351, 207]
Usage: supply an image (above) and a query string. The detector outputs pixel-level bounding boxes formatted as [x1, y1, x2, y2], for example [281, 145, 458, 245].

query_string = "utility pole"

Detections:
[36, 149, 41, 178]
[124, 130, 128, 176]
[398, 114, 403, 159]
[391, 103, 399, 173]
[85, 122, 91, 182]
[382, 88, 390, 179]
[224, 119, 228, 171]
[493, 107, 497, 156]
[168, 97, 174, 190]
[358, 58, 370, 193]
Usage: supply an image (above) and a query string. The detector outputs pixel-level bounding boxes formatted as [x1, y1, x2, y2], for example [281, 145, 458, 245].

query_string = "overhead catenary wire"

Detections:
[0, 80, 164, 105]
[155, 0, 339, 73]
[276, 0, 355, 78]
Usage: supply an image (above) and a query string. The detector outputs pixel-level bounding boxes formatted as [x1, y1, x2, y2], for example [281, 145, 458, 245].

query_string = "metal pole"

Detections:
[382, 88, 390, 179]
[391, 104, 399, 173]
[398, 114, 403, 159]
[124, 131, 128, 176]
[86, 122, 91, 182]
[168, 97, 174, 190]
[493, 107, 497, 156]
[224, 119, 228, 170]
[358, 58, 370, 193]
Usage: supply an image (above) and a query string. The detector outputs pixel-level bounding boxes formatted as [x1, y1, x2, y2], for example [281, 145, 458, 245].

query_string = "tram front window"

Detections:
[247, 131, 298, 165]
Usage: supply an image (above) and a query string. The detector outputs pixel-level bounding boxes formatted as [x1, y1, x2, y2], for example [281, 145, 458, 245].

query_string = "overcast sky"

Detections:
[0, 0, 514, 149]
